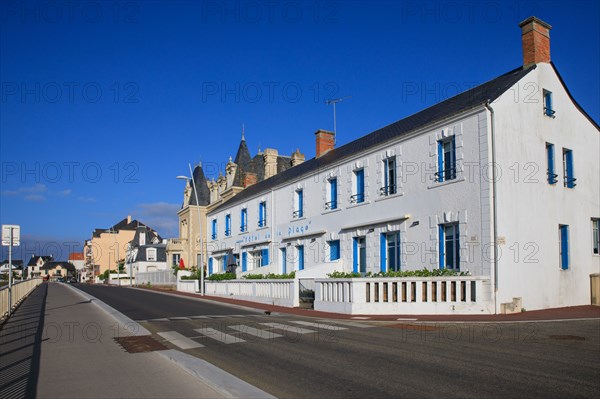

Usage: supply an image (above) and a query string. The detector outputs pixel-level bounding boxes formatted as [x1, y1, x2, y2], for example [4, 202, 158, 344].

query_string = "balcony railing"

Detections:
[379, 185, 397, 196]
[434, 167, 457, 183]
[547, 172, 558, 184]
[544, 107, 556, 118]
[350, 193, 365, 204]
[292, 210, 303, 218]
[258, 220, 267, 228]
[325, 200, 337, 210]
[564, 176, 577, 188]
[240, 225, 247, 233]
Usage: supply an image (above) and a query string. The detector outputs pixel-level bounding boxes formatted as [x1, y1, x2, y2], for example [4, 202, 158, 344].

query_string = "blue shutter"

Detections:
[208, 257, 213, 275]
[357, 170, 364, 202]
[331, 179, 337, 209]
[547, 144, 555, 184]
[262, 248, 269, 266]
[242, 252, 247, 272]
[298, 246, 304, 270]
[298, 190, 303, 217]
[383, 159, 389, 190]
[438, 225, 445, 269]
[451, 136, 456, 179]
[353, 238, 358, 273]
[565, 150, 574, 188]
[281, 248, 287, 274]
[545, 92, 553, 115]
[560, 225, 569, 270]
[330, 241, 340, 261]
[437, 141, 444, 182]
[380, 233, 387, 273]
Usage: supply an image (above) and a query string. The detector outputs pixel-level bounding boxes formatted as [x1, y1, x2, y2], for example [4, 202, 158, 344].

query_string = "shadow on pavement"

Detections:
[0, 284, 47, 399]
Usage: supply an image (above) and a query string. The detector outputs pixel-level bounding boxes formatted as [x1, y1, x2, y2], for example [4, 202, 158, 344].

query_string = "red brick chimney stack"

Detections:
[519, 16, 552, 68]
[315, 129, 335, 158]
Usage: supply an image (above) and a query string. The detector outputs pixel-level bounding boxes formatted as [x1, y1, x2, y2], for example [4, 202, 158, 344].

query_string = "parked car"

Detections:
[43, 275, 49, 281]
[56, 277, 66, 283]
[68, 277, 77, 284]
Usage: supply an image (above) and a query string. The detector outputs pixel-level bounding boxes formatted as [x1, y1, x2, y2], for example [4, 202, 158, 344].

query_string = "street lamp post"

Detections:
[177, 163, 204, 296]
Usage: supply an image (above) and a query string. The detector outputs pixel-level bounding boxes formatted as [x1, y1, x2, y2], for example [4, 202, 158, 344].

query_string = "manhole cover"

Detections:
[548, 335, 586, 341]
[115, 335, 168, 353]
[385, 323, 442, 331]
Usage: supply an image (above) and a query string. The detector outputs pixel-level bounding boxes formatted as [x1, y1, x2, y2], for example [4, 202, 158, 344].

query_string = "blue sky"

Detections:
[1, 1, 599, 260]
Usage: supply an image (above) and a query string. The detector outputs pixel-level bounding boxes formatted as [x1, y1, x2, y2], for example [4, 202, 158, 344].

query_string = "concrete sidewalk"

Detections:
[0, 282, 226, 399]
[138, 286, 600, 322]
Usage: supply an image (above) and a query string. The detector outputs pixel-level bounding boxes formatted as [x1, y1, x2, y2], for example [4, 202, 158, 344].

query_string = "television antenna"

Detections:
[325, 96, 351, 137]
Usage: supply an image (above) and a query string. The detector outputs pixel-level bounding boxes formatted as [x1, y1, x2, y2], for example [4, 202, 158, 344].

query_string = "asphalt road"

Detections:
[76, 285, 600, 398]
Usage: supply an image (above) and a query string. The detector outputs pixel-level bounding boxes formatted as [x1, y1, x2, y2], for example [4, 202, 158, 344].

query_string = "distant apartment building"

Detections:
[85, 216, 162, 277]
[166, 135, 305, 272]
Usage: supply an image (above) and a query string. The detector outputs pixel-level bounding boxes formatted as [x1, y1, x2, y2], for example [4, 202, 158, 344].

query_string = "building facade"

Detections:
[206, 17, 599, 313]
[166, 135, 304, 273]
[125, 225, 168, 276]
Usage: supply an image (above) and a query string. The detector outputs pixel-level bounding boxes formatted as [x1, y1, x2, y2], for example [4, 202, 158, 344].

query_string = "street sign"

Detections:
[2, 224, 20, 246]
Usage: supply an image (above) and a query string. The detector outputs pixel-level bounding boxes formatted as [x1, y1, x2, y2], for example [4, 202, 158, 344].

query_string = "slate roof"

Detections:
[1, 260, 24, 269]
[41, 261, 76, 272]
[27, 255, 53, 266]
[130, 226, 163, 247]
[132, 244, 167, 262]
[210, 65, 537, 214]
[187, 164, 211, 206]
[92, 217, 149, 237]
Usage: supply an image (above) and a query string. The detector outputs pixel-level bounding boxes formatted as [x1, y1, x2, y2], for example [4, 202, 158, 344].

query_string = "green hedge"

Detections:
[327, 268, 470, 278]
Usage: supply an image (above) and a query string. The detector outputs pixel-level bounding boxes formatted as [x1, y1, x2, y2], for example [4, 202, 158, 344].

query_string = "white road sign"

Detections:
[2, 224, 20, 246]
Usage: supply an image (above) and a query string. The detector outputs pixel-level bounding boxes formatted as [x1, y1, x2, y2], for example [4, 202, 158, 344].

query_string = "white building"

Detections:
[205, 17, 599, 313]
[126, 225, 168, 276]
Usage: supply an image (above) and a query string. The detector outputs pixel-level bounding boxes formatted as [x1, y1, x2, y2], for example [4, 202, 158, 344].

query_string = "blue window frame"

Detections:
[559, 225, 569, 270]
[544, 89, 555, 117]
[208, 257, 213, 275]
[546, 143, 557, 184]
[280, 248, 287, 274]
[261, 248, 269, 266]
[297, 245, 304, 270]
[380, 232, 401, 272]
[240, 208, 247, 232]
[352, 169, 365, 203]
[326, 178, 338, 210]
[294, 189, 304, 218]
[211, 219, 217, 240]
[241, 252, 247, 272]
[439, 223, 460, 270]
[353, 237, 366, 273]
[380, 157, 397, 196]
[436, 136, 456, 182]
[563, 149, 576, 188]
[329, 240, 340, 261]
[258, 201, 267, 227]
[225, 214, 231, 236]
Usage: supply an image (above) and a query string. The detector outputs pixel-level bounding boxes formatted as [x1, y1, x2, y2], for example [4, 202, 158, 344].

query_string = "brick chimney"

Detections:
[315, 129, 335, 158]
[519, 16, 552, 68]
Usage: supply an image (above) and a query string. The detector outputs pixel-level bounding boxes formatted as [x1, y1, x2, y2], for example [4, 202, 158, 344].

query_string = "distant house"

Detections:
[0, 259, 24, 277]
[126, 225, 167, 276]
[27, 255, 53, 279]
[68, 252, 85, 281]
[40, 261, 76, 280]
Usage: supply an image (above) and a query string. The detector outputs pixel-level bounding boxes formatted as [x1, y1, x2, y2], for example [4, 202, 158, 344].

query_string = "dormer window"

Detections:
[146, 248, 157, 262]
[544, 89, 555, 117]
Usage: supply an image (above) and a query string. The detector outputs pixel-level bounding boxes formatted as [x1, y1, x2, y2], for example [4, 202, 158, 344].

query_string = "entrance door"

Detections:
[353, 237, 366, 274]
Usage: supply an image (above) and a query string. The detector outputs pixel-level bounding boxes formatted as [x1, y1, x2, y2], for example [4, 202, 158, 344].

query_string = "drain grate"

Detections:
[115, 335, 168, 353]
[548, 335, 586, 341]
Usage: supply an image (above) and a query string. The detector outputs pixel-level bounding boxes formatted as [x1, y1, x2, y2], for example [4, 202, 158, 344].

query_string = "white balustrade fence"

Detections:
[205, 279, 298, 307]
[0, 278, 43, 319]
[315, 276, 492, 315]
[136, 270, 176, 286]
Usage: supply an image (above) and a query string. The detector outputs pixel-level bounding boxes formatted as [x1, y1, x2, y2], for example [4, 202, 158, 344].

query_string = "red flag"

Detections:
[179, 258, 185, 269]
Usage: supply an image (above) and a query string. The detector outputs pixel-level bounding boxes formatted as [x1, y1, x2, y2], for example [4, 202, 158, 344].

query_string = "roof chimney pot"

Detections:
[519, 16, 552, 67]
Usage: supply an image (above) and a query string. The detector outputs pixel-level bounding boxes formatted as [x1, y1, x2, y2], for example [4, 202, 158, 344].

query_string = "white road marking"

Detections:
[291, 321, 347, 331]
[228, 325, 283, 339]
[260, 322, 315, 334]
[316, 319, 374, 328]
[194, 328, 246, 344]
[158, 331, 204, 349]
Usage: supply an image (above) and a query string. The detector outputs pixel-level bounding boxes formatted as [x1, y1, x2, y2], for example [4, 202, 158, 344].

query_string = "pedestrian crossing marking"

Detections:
[194, 328, 245, 344]
[260, 323, 315, 334]
[158, 331, 204, 349]
[291, 321, 347, 330]
[228, 325, 283, 339]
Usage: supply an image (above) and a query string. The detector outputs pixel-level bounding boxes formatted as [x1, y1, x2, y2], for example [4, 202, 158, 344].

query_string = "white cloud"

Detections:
[24, 194, 46, 202]
[133, 202, 180, 238]
[2, 183, 47, 196]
